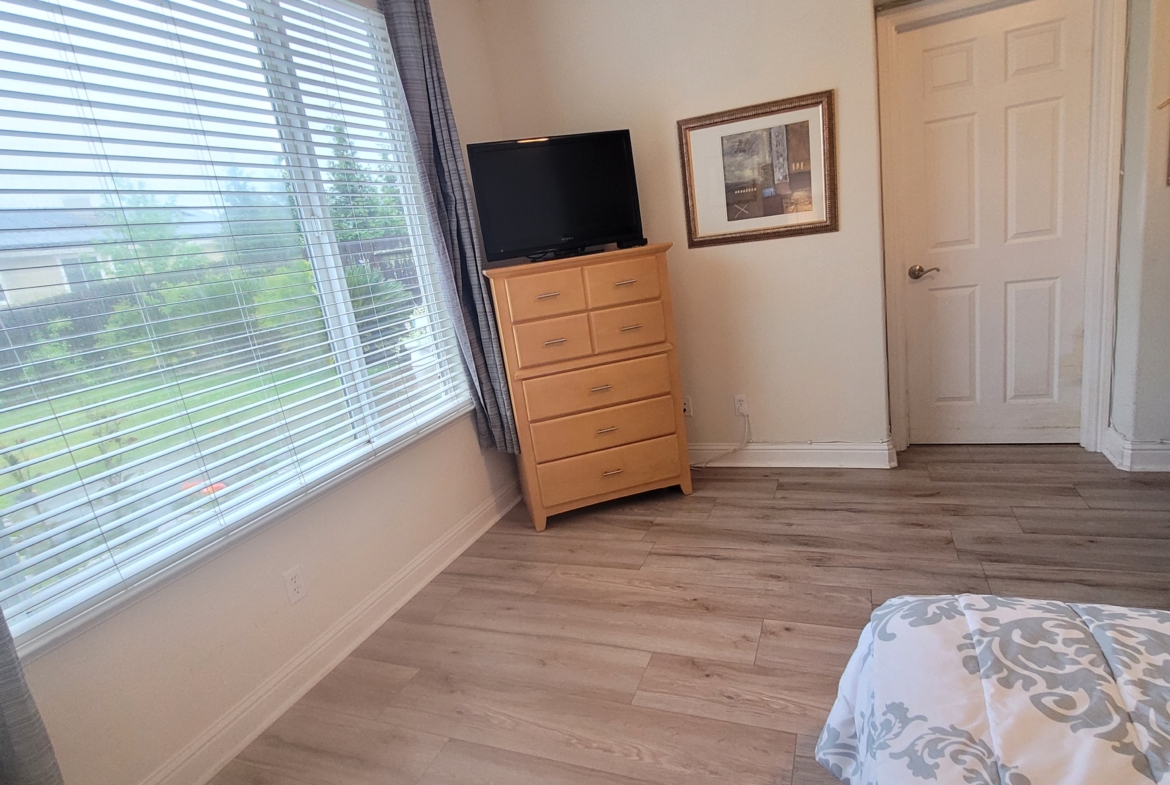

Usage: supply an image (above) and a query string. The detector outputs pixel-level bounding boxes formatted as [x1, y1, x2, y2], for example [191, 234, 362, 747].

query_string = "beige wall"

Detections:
[468, 0, 891, 448]
[432, 0, 504, 145]
[1112, 0, 1170, 444]
[20, 5, 518, 784]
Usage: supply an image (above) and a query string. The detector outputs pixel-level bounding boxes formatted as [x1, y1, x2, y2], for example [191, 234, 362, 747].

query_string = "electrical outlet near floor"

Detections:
[283, 565, 306, 605]
[682, 396, 693, 417]
[734, 394, 749, 417]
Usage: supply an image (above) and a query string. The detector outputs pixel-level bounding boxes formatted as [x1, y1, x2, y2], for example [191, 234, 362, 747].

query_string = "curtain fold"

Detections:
[379, 0, 520, 454]
[0, 615, 63, 785]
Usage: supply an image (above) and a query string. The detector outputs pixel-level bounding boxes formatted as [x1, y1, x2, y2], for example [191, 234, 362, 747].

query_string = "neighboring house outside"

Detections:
[0, 195, 107, 309]
[0, 199, 224, 309]
[0, 247, 80, 308]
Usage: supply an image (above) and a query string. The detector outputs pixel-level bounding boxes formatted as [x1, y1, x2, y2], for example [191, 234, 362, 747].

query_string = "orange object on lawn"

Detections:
[182, 480, 227, 495]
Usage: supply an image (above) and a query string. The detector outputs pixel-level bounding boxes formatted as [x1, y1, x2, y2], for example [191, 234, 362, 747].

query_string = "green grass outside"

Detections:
[0, 360, 346, 514]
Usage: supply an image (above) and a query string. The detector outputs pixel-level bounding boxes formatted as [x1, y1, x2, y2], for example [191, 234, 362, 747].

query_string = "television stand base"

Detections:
[525, 245, 609, 262]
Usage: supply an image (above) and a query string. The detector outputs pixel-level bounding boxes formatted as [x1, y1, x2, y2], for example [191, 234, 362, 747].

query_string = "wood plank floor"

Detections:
[209, 445, 1170, 785]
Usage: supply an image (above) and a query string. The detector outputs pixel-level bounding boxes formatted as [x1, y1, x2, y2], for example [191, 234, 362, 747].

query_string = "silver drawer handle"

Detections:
[590, 384, 612, 393]
[596, 426, 618, 435]
[602, 469, 624, 477]
[536, 291, 560, 300]
[614, 279, 637, 287]
[620, 324, 643, 332]
[543, 337, 567, 346]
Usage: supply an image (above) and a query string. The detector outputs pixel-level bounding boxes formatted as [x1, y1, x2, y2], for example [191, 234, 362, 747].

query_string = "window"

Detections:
[0, 0, 471, 640]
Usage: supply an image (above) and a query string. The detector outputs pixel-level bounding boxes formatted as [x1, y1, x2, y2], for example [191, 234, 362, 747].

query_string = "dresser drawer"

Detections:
[529, 395, 676, 463]
[513, 313, 592, 368]
[506, 268, 586, 322]
[584, 255, 660, 309]
[537, 435, 681, 507]
[523, 353, 672, 421]
[590, 300, 667, 354]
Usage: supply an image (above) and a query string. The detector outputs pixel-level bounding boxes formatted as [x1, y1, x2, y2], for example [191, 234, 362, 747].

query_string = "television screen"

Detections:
[467, 130, 644, 262]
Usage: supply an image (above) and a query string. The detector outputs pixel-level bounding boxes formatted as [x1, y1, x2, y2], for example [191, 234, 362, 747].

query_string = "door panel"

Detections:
[1006, 99, 1063, 240]
[930, 285, 980, 403]
[1006, 19, 1064, 79]
[1006, 278, 1059, 401]
[888, 0, 1092, 443]
[925, 114, 978, 249]
[924, 39, 976, 93]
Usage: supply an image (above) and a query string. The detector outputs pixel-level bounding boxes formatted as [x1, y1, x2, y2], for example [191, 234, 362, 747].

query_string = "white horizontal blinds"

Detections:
[0, 0, 469, 637]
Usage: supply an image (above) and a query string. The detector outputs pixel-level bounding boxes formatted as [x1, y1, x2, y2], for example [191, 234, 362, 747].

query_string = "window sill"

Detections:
[16, 400, 477, 662]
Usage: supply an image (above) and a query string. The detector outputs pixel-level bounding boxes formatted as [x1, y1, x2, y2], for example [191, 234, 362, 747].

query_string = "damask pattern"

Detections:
[1071, 604, 1170, 781]
[887, 716, 1032, 785]
[816, 595, 1170, 785]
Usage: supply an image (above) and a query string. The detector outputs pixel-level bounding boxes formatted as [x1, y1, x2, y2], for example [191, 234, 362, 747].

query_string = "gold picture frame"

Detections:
[677, 90, 839, 248]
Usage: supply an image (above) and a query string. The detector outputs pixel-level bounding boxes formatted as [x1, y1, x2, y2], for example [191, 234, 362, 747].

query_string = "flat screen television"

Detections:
[467, 130, 645, 262]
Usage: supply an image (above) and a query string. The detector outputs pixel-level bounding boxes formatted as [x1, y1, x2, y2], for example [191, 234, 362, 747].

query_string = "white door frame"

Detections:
[877, 0, 1128, 451]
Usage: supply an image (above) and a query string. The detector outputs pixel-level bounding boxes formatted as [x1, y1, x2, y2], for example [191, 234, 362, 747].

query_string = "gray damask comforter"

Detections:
[816, 595, 1170, 785]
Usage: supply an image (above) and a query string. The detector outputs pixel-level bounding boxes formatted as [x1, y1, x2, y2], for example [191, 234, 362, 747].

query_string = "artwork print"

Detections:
[678, 91, 838, 247]
[720, 121, 812, 221]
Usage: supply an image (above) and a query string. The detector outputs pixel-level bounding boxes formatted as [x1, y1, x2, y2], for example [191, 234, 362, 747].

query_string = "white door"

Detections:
[882, 0, 1094, 443]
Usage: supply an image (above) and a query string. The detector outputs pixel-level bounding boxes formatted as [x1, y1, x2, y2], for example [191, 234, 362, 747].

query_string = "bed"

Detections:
[816, 594, 1170, 785]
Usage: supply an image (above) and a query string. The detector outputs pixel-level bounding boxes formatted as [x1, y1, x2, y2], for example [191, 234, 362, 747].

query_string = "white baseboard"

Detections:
[1101, 427, 1170, 472]
[688, 441, 897, 469]
[143, 480, 520, 785]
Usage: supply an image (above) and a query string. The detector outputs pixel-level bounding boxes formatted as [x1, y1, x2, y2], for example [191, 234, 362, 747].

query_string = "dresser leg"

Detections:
[522, 498, 547, 531]
[679, 473, 693, 495]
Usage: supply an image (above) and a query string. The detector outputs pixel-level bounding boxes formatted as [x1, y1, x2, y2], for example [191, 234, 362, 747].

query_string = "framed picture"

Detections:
[677, 90, 838, 248]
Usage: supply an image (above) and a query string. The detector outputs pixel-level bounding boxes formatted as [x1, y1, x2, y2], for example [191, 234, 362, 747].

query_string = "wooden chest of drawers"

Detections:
[484, 243, 692, 530]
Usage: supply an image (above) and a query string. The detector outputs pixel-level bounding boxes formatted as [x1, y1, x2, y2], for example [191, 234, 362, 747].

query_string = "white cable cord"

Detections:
[691, 413, 753, 469]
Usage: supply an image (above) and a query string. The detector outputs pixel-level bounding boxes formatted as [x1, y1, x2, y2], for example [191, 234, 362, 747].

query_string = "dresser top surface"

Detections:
[482, 243, 672, 280]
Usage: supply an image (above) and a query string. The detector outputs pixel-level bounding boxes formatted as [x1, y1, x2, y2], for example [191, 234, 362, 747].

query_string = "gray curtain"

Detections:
[0, 614, 63, 785]
[380, 0, 519, 454]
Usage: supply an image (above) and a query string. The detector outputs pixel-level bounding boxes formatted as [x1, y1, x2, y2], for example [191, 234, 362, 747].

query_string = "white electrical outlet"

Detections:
[734, 394, 749, 417]
[682, 396, 693, 417]
[283, 565, 306, 605]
